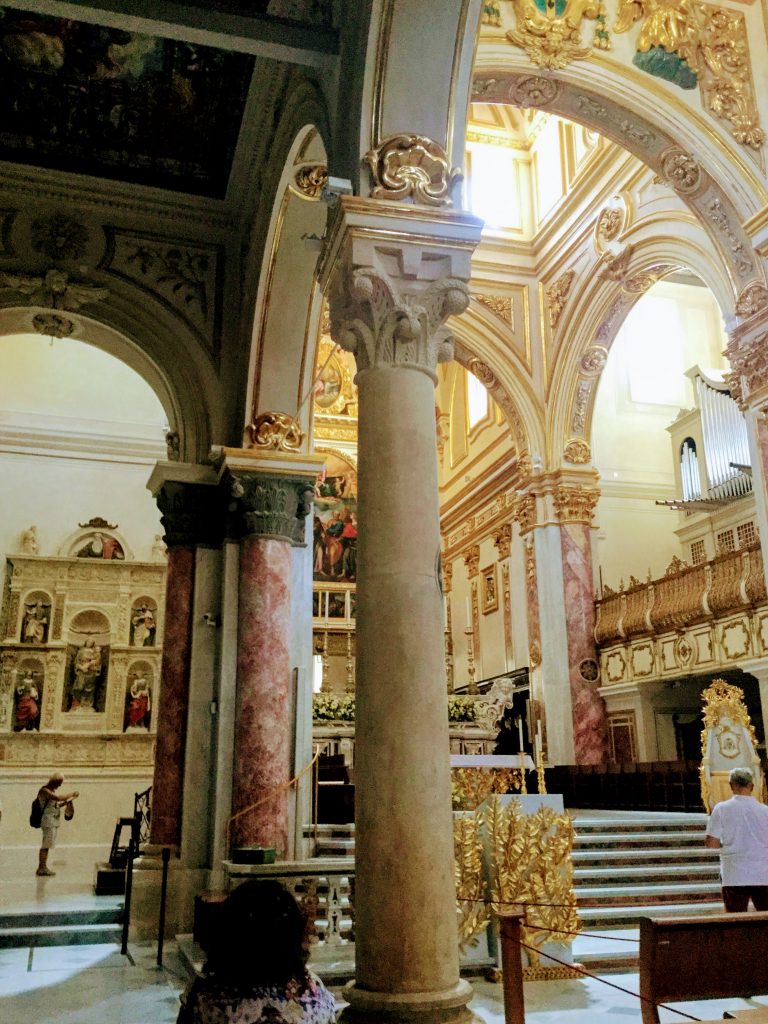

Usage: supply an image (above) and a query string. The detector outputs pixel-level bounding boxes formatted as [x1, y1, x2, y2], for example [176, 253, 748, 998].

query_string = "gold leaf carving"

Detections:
[564, 438, 591, 464]
[493, 524, 512, 561]
[546, 270, 575, 328]
[248, 412, 304, 452]
[365, 135, 461, 207]
[293, 165, 328, 199]
[476, 294, 514, 327]
[464, 545, 481, 579]
[506, 0, 611, 69]
[552, 485, 600, 523]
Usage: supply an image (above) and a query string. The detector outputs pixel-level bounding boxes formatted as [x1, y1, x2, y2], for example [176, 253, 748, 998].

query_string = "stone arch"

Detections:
[450, 304, 546, 460]
[470, 64, 767, 303]
[547, 231, 735, 469]
[243, 83, 332, 442]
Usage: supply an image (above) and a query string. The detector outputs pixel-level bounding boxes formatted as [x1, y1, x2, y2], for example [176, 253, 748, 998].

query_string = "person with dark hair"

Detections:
[705, 766, 768, 912]
[177, 879, 337, 1024]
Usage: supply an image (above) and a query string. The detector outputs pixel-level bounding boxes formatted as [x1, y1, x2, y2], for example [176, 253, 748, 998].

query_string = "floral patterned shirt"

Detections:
[177, 972, 337, 1024]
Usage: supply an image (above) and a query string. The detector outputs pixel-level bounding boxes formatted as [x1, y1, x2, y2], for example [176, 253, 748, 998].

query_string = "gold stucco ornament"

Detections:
[506, 0, 612, 70]
[365, 134, 462, 207]
[249, 412, 305, 452]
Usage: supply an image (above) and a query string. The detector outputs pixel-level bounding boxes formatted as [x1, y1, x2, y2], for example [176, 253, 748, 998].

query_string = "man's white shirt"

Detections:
[707, 794, 768, 886]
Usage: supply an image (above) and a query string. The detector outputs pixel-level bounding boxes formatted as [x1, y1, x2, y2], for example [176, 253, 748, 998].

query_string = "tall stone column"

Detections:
[319, 197, 482, 1024]
[147, 466, 221, 847]
[218, 449, 321, 858]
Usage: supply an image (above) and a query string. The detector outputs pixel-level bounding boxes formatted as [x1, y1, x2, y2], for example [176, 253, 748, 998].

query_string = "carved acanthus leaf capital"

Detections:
[726, 330, 768, 409]
[552, 485, 600, 524]
[513, 493, 537, 534]
[229, 472, 314, 545]
[155, 480, 225, 549]
[493, 523, 512, 561]
[329, 262, 469, 380]
[464, 544, 481, 579]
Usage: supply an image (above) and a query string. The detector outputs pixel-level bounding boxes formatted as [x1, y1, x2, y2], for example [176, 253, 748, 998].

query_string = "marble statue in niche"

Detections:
[20, 525, 39, 554]
[124, 664, 152, 731]
[14, 667, 43, 731]
[62, 609, 110, 713]
[20, 595, 50, 644]
[129, 599, 156, 647]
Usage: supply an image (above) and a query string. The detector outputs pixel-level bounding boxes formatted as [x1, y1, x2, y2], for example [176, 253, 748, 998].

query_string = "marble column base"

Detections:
[129, 853, 208, 941]
[340, 980, 476, 1024]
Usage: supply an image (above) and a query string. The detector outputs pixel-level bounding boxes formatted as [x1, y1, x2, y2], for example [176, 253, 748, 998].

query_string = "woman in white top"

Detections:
[36, 773, 78, 876]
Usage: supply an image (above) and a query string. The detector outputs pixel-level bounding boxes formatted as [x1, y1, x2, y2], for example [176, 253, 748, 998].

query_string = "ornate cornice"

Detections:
[552, 485, 600, 524]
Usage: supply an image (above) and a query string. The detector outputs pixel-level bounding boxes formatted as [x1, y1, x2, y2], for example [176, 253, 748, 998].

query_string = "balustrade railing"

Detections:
[595, 545, 766, 648]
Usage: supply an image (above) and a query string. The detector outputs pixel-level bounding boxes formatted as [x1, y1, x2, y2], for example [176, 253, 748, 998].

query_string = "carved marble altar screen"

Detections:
[0, 547, 165, 768]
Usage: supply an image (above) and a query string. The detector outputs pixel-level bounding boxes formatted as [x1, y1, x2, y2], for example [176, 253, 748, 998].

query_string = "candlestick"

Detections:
[536, 751, 547, 795]
[517, 716, 525, 752]
[519, 750, 527, 794]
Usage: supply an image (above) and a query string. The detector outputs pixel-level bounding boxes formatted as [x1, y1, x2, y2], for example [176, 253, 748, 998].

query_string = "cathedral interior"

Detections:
[2, 2, 768, 1022]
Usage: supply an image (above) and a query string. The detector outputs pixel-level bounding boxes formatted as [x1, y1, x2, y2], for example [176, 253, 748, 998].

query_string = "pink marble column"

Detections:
[560, 522, 608, 764]
[231, 535, 292, 854]
[150, 546, 195, 845]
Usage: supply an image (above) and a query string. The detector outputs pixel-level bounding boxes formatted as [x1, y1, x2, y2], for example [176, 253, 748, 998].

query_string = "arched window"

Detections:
[467, 372, 488, 431]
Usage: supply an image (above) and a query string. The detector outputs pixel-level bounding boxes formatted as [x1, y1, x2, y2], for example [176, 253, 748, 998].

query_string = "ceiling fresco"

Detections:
[0, 8, 255, 197]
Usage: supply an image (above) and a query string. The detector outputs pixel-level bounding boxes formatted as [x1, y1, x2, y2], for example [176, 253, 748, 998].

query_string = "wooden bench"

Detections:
[640, 913, 768, 1024]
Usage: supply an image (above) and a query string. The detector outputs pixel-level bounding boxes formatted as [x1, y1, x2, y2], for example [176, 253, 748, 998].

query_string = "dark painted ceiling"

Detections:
[0, 7, 256, 197]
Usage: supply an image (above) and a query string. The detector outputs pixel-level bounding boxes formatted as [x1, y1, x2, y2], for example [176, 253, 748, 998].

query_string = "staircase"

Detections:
[0, 904, 123, 949]
[313, 811, 723, 973]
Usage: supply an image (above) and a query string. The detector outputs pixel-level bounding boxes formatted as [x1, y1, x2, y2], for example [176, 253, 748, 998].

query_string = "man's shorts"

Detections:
[41, 826, 57, 850]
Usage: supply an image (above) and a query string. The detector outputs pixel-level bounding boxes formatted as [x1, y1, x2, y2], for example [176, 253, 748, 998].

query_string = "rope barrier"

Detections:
[225, 748, 321, 854]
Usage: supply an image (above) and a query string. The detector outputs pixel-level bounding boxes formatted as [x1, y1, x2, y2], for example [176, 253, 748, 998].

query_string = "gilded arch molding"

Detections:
[470, 66, 767, 297]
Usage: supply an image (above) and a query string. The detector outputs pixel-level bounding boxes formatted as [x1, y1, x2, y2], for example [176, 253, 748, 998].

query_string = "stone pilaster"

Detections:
[319, 197, 482, 1024]
[217, 448, 321, 857]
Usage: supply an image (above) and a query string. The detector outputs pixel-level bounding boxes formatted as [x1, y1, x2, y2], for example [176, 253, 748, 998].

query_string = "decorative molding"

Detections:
[444, 560, 453, 595]
[476, 293, 514, 327]
[30, 214, 90, 262]
[564, 438, 591, 464]
[493, 524, 512, 561]
[229, 473, 314, 546]
[464, 545, 481, 579]
[292, 165, 328, 200]
[248, 412, 304, 453]
[571, 379, 594, 433]
[735, 283, 768, 320]
[505, 0, 610, 69]
[706, 197, 755, 280]
[31, 312, 75, 339]
[546, 270, 575, 328]
[659, 148, 705, 196]
[552, 485, 600, 524]
[364, 134, 461, 207]
[0, 269, 108, 311]
[100, 229, 222, 358]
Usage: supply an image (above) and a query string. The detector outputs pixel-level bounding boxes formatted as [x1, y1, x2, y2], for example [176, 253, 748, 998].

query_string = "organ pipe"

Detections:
[695, 372, 751, 500]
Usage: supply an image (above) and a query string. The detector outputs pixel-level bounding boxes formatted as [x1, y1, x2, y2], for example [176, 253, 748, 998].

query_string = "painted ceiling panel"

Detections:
[0, 8, 255, 197]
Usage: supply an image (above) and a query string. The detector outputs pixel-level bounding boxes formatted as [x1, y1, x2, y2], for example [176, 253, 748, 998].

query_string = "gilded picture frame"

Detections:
[481, 564, 498, 614]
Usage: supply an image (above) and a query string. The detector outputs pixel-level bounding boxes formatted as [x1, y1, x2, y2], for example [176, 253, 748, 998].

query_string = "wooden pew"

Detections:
[640, 913, 768, 1024]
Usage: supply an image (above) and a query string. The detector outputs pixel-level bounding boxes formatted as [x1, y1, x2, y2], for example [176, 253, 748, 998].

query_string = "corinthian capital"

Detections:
[319, 196, 482, 382]
[329, 262, 468, 380]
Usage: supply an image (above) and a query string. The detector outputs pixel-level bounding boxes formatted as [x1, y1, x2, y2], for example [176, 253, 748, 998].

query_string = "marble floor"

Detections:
[1, 940, 768, 1024]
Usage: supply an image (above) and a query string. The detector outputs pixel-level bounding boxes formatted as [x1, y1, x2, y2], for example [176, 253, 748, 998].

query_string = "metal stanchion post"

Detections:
[157, 846, 171, 966]
[121, 816, 140, 956]
[498, 912, 526, 1024]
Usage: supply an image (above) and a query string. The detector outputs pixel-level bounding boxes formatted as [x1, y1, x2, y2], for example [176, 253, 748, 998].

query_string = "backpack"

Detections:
[29, 797, 43, 828]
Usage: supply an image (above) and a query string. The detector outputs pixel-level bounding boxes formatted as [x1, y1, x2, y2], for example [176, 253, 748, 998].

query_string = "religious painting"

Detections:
[13, 659, 44, 732]
[0, 9, 254, 196]
[313, 453, 357, 583]
[124, 661, 152, 732]
[481, 564, 498, 614]
[75, 532, 125, 560]
[129, 598, 157, 647]
[716, 724, 742, 759]
[328, 592, 346, 619]
[62, 610, 110, 714]
[20, 591, 51, 644]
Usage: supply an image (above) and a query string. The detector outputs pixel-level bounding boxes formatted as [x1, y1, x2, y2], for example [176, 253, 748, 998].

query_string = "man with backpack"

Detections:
[33, 773, 78, 876]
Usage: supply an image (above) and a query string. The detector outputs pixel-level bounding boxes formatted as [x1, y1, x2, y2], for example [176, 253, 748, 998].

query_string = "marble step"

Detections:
[575, 818, 707, 835]
[0, 922, 123, 949]
[577, 899, 725, 929]
[0, 908, 122, 929]
[576, 880, 721, 907]
[573, 830, 707, 848]
[572, 846, 718, 866]
[573, 863, 719, 885]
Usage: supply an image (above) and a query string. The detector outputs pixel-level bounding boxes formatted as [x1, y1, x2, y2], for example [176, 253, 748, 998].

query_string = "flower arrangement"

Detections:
[312, 693, 356, 722]
[447, 696, 478, 723]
